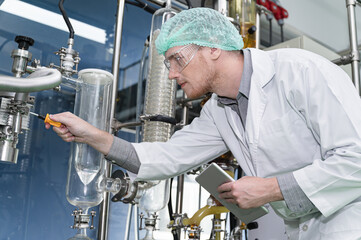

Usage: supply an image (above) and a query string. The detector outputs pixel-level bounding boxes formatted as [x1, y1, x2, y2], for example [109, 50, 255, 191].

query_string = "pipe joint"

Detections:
[347, 0, 357, 7]
[351, 50, 360, 61]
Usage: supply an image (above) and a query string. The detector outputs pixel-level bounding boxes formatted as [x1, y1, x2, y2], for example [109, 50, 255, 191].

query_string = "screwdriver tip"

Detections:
[29, 112, 45, 120]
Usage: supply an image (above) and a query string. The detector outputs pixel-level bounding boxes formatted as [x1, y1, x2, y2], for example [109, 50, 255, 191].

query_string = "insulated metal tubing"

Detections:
[97, 0, 126, 239]
[0, 68, 61, 92]
[346, 0, 360, 94]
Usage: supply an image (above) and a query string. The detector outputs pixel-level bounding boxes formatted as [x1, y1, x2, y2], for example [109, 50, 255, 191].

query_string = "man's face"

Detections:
[164, 45, 215, 99]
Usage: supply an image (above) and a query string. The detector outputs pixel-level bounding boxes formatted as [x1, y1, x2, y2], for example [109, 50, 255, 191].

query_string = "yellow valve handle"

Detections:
[44, 114, 62, 127]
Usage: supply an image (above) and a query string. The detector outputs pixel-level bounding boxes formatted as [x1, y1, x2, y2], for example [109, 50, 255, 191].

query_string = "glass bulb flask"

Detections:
[68, 230, 92, 240]
[65, 69, 113, 239]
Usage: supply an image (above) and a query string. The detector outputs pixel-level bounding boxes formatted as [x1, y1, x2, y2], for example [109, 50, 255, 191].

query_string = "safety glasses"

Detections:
[164, 44, 201, 73]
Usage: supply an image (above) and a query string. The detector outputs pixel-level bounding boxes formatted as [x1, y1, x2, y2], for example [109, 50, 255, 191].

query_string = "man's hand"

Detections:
[45, 112, 89, 143]
[217, 176, 283, 209]
[45, 112, 113, 155]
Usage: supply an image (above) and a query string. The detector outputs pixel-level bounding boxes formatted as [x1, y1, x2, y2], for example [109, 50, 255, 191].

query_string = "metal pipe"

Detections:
[14, 93, 29, 102]
[198, 184, 202, 210]
[147, 0, 187, 11]
[134, 205, 139, 240]
[175, 92, 189, 214]
[175, 175, 184, 212]
[111, 0, 125, 135]
[136, 39, 149, 143]
[97, 0, 126, 239]
[255, 8, 261, 49]
[175, 175, 184, 238]
[214, 0, 227, 15]
[114, 121, 143, 131]
[174, 92, 189, 238]
[0, 68, 61, 92]
[346, 0, 360, 93]
[124, 204, 134, 240]
[12, 112, 22, 135]
[255, 4, 273, 48]
[166, 0, 172, 8]
[176, 95, 205, 105]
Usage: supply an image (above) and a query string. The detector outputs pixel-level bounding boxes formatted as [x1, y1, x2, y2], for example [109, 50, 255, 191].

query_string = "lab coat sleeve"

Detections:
[132, 98, 229, 181]
[277, 172, 316, 213]
[105, 136, 140, 174]
[290, 60, 361, 217]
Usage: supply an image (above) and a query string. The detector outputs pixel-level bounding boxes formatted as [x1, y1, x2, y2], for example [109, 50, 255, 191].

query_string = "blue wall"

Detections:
[0, 0, 152, 239]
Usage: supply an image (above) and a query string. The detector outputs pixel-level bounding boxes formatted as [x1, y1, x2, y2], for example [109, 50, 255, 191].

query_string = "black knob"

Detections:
[15, 36, 35, 50]
[246, 221, 259, 230]
[247, 25, 257, 35]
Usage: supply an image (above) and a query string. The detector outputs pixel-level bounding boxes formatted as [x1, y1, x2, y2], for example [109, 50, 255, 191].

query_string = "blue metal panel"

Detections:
[0, 0, 152, 239]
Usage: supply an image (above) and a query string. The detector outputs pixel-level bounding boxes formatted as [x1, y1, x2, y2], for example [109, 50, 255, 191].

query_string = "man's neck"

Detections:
[213, 52, 244, 99]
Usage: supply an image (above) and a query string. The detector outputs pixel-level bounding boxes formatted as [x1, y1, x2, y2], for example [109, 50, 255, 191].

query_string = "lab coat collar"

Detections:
[248, 48, 275, 88]
[245, 49, 275, 149]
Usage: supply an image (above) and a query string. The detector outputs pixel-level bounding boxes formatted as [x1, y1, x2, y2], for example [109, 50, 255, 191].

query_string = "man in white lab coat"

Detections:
[48, 8, 361, 239]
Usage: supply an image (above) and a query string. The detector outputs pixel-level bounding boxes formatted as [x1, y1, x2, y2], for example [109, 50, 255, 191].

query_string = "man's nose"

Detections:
[168, 69, 180, 80]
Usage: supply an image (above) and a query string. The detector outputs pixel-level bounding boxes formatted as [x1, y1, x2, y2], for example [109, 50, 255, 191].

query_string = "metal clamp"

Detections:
[139, 212, 159, 231]
[167, 213, 189, 229]
[211, 217, 226, 234]
[110, 170, 140, 204]
[187, 225, 202, 239]
[70, 209, 96, 230]
[140, 114, 177, 125]
[7, 100, 30, 115]
[52, 45, 80, 76]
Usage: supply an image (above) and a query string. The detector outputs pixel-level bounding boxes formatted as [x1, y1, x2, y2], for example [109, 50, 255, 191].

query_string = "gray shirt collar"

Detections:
[218, 49, 252, 105]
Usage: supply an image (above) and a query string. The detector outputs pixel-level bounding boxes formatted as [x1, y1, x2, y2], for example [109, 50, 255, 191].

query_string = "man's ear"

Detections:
[209, 48, 222, 60]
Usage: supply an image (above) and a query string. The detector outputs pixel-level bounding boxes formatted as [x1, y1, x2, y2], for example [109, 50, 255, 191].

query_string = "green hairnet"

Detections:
[155, 8, 244, 55]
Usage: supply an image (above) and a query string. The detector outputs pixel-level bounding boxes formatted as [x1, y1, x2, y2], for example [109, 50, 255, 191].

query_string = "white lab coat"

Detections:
[132, 48, 361, 239]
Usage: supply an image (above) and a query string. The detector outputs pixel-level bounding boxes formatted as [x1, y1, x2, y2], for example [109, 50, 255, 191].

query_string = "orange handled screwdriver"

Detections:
[29, 112, 62, 127]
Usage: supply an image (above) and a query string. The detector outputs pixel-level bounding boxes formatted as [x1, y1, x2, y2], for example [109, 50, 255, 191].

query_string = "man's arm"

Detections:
[105, 137, 141, 174]
[289, 60, 361, 218]
[47, 96, 229, 181]
[216, 169, 317, 212]
[46, 112, 113, 155]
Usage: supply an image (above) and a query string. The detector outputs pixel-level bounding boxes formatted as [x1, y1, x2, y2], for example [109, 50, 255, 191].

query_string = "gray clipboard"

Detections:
[195, 163, 269, 224]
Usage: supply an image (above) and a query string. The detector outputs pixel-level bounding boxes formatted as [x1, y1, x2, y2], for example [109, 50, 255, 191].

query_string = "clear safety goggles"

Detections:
[164, 44, 201, 73]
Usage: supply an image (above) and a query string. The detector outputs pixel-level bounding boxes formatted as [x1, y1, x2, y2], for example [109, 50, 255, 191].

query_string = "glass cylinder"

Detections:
[143, 7, 177, 143]
[228, 0, 257, 48]
[66, 69, 113, 212]
[138, 7, 175, 237]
